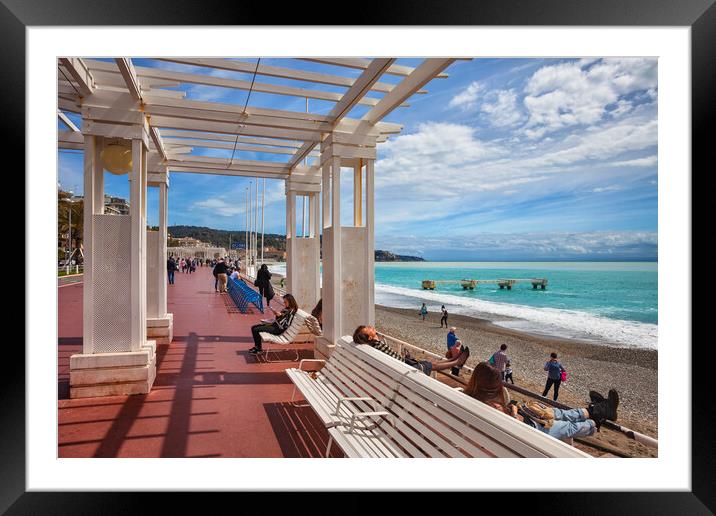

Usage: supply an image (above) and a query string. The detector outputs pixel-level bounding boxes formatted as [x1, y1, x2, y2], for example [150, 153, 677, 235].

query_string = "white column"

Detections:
[365, 159, 375, 325]
[158, 180, 168, 316]
[330, 156, 342, 339]
[354, 161, 363, 227]
[81, 134, 103, 354]
[129, 138, 147, 351]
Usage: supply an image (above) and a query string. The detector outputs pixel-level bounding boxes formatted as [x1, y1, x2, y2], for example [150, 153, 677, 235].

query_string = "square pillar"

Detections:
[316, 133, 377, 359]
[70, 119, 156, 398]
[146, 168, 173, 345]
[285, 173, 321, 312]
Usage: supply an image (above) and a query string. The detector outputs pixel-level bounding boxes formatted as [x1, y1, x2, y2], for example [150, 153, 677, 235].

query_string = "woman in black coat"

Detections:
[254, 264, 275, 308]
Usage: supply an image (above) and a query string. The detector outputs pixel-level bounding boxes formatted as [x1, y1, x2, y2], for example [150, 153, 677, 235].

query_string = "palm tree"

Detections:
[58, 191, 83, 262]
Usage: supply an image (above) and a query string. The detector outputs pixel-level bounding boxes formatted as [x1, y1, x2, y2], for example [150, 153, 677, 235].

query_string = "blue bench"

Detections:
[227, 277, 264, 314]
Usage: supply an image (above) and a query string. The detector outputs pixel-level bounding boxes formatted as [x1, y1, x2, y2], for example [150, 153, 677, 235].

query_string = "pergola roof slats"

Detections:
[159, 58, 426, 95]
[300, 57, 449, 79]
[84, 59, 391, 107]
[59, 56, 458, 181]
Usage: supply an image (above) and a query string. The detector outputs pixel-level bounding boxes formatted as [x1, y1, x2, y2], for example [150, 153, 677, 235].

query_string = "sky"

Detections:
[58, 57, 658, 261]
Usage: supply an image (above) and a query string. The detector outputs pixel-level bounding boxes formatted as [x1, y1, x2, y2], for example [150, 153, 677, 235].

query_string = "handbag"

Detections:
[560, 370, 568, 382]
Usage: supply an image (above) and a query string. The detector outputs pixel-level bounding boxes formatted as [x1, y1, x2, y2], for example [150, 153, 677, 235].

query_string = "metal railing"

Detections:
[58, 265, 84, 276]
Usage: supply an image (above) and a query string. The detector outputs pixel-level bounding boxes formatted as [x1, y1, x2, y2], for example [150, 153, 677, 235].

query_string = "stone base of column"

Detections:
[314, 336, 335, 361]
[147, 313, 173, 345]
[69, 340, 157, 399]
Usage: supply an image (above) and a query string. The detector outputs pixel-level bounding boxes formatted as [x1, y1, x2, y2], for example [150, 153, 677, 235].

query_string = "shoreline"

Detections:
[374, 304, 657, 441]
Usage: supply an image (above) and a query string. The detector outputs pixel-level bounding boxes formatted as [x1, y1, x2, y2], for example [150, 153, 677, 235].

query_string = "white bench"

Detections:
[259, 309, 310, 362]
[285, 336, 590, 458]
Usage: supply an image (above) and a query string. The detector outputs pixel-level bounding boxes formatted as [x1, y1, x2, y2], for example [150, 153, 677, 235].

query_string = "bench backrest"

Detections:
[227, 277, 264, 313]
[277, 309, 309, 341]
[321, 337, 589, 458]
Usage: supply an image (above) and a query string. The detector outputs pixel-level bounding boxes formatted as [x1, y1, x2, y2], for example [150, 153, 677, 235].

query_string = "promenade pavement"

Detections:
[58, 266, 340, 457]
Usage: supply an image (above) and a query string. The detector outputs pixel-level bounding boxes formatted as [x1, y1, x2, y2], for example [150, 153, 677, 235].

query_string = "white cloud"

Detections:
[377, 231, 657, 258]
[611, 155, 658, 167]
[449, 82, 524, 128]
[522, 58, 657, 138]
[448, 81, 484, 110]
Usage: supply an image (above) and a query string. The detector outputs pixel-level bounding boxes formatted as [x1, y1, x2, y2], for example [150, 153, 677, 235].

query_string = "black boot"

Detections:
[589, 390, 605, 403]
[607, 389, 619, 422]
[587, 389, 619, 430]
[587, 400, 609, 430]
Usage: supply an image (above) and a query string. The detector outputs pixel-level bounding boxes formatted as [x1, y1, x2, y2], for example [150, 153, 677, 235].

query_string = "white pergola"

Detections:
[58, 57, 458, 398]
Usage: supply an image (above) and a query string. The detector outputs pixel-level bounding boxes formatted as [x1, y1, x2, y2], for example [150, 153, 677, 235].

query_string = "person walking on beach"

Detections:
[543, 352, 566, 401]
[490, 344, 509, 380]
[504, 360, 514, 384]
[420, 303, 428, 321]
[440, 305, 449, 328]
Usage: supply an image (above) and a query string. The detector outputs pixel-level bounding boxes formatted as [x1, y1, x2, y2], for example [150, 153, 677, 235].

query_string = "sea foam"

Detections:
[375, 283, 658, 350]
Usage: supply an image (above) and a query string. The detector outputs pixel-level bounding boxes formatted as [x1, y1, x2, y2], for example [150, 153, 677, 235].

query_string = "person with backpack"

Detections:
[543, 352, 567, 401]
[249, 293, 299, 355]
[465, 362, 619, 440]
[489, 344, 509, 380]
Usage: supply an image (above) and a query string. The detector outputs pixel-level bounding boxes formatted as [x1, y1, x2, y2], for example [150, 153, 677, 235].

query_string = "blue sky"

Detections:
[58, 57, 658, 261]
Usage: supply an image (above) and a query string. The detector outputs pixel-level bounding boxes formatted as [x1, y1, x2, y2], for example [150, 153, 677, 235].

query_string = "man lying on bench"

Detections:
[249, 293, 298, 355]
[352, 325, 470, 376]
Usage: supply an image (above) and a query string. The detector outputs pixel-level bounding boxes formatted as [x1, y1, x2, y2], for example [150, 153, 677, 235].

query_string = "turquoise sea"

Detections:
[373, 262, 658, 349]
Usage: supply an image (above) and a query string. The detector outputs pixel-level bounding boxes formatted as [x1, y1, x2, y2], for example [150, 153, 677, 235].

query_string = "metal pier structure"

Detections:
[421, 278, 548, 290]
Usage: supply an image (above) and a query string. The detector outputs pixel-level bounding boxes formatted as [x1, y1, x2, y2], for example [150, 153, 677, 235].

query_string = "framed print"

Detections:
[6, 0, 713, 512]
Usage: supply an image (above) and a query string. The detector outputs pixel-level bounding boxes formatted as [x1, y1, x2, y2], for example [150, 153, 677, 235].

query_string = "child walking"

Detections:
[504, 361, 514, 384]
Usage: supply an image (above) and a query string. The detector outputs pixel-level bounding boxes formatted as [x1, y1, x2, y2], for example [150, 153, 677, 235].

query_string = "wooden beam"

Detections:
[85, 59, 382, 106]
[301, 58, 449, 79]
[173, 155, 287, 170]
[148, 115, 323, 142]
[362, 59, 456, 124]
[57, 110, 79, 132]
[58, 58, 95, 97]
[160, 130, 304, 148]
[288, 58, 395, 170]
[168, 165, 289, 180]
[115, 58, 143, 101]
[159, 57, 422, 95]
[163, 137, 319, 157]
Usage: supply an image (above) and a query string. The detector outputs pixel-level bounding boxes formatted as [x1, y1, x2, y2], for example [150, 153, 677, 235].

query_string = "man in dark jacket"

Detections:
[167, 256, 177, 285]
[213, 258, 229, 293]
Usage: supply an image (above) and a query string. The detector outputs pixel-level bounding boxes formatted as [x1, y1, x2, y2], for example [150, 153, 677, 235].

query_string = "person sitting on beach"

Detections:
[543, 352, 566, 401]
[446, 328, 462, 376]
[352, 325, 470, 376]
[504, 361, 514, 384]
[249, 293, 299, 355]
[464, 362, 619, 440]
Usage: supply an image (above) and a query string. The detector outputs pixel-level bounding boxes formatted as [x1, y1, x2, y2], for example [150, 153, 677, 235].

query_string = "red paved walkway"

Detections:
[58, 267, 340, 458]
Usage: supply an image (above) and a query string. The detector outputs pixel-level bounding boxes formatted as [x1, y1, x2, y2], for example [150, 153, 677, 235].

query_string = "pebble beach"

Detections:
[374, 305, 658, 441]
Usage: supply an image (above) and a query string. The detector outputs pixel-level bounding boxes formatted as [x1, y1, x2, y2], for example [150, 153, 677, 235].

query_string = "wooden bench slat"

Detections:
[347, 341, 588, 458]
[330, 349, 492, 458]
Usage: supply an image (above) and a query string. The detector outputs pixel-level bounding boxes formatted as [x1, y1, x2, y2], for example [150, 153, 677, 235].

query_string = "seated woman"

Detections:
[464, 362, 619, 440]
[249, 293, 299, 354]
[352, 325, 470, 376]
[311, 299, 322, 327]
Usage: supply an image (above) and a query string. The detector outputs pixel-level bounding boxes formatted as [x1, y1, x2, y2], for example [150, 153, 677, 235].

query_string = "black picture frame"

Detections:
[6, 0, 711, 512]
